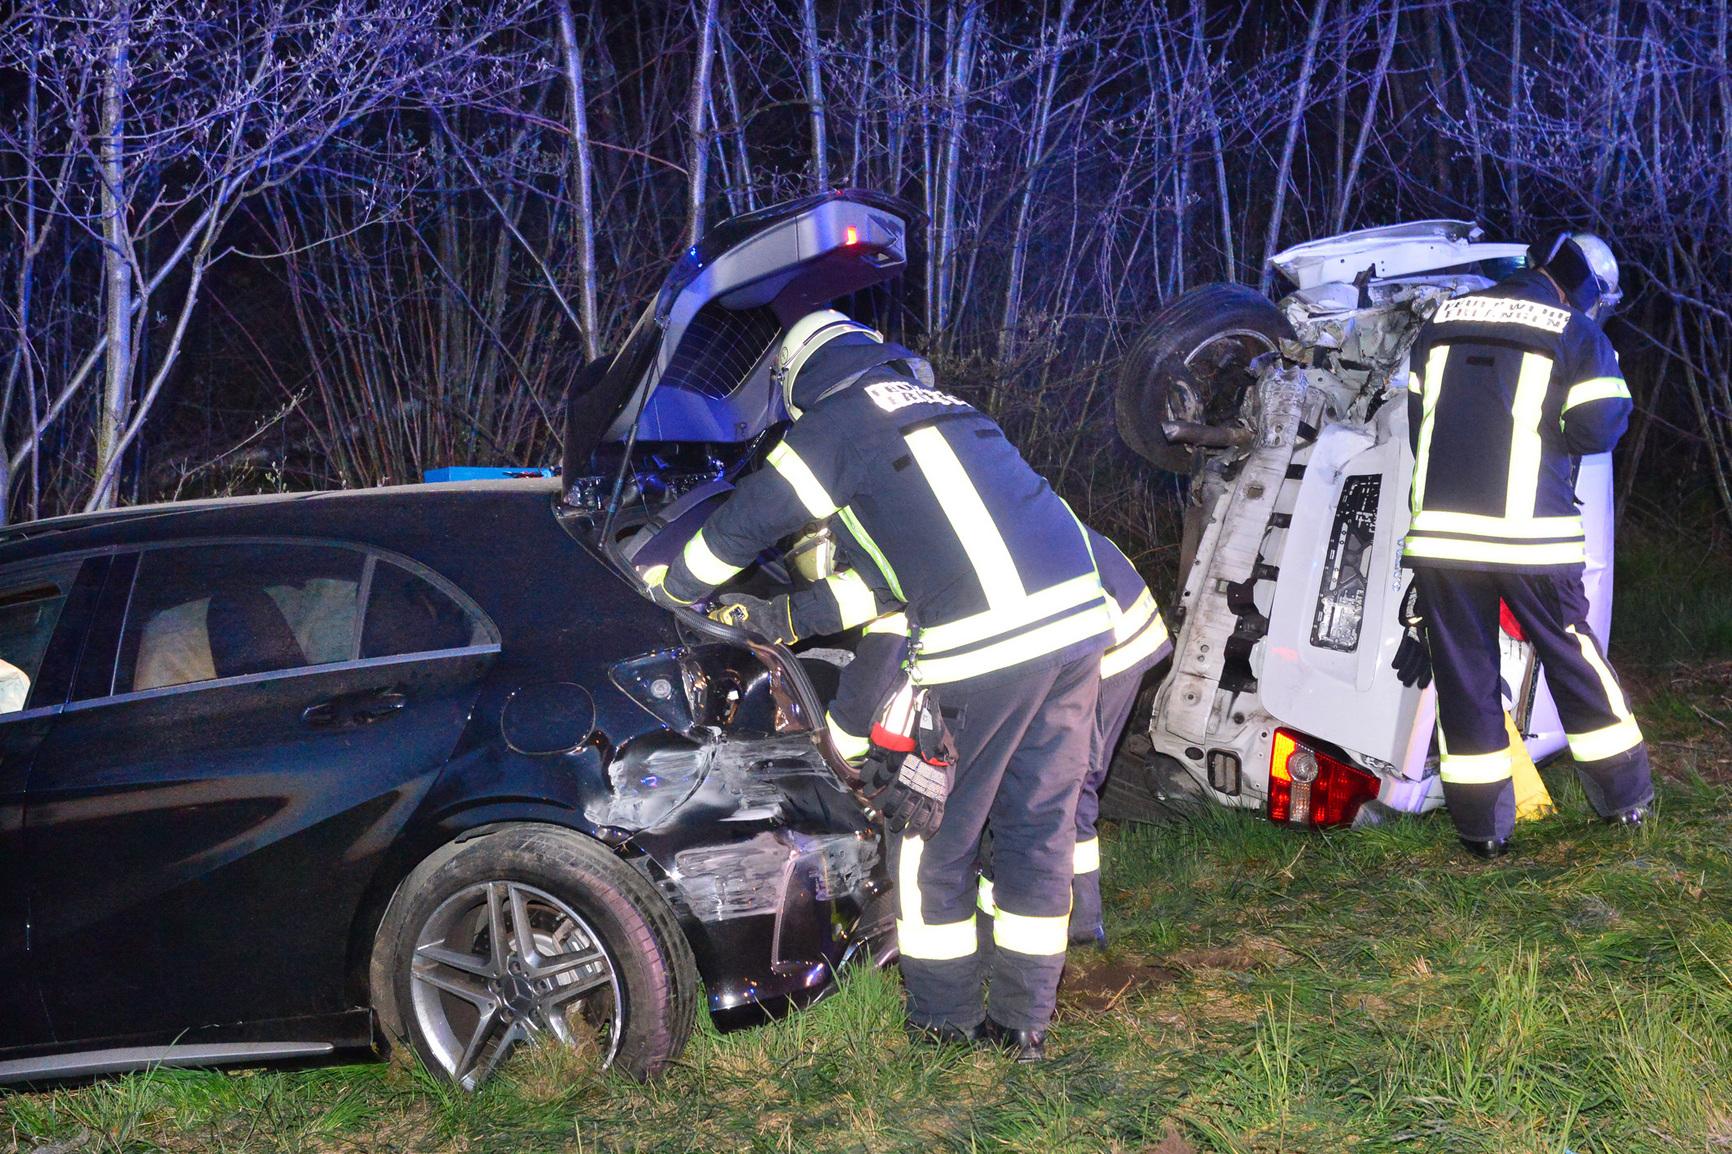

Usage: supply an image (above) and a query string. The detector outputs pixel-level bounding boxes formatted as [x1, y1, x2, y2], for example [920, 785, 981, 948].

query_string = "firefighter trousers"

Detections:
[889, 652, 1099, 1033]
[1070, 670, 1143, 942]
[1416, 566, 1652, 842]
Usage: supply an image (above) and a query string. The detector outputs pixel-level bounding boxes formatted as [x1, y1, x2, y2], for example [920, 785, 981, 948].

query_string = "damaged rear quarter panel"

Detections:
[593, 729, 887, 1025]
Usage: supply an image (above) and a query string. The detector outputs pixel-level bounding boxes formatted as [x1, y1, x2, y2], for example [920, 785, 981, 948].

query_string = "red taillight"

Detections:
[845, 225, 860, 245]
[1267, 728, 1380, 828]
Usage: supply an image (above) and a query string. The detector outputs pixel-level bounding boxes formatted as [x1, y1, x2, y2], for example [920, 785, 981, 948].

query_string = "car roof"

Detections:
[0, 478, 562, 566]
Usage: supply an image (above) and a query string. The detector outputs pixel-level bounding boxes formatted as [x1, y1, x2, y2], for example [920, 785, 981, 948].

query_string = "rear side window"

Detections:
[118, 545, 365, 693]
[361, 561, 485, 658]
[0, 563, 80, 712]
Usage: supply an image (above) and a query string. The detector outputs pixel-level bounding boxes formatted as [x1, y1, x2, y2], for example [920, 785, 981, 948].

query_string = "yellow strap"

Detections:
[681, 529, 744, 587]
[826, 569, 882, 630]
[1438, 746, 1513, 784]
[1566, 717, 1644, 763]
[896, 836, 977, 961]
[1073, 837, 1100, 874]
[1403, 535, 1586, 567]
[1101, 611, 1170, 679]
[917, 573, 1103, 654]
[1504, 351, 1553, 523]
[1563, 376, 1631, 412]
[993, 907, 1070, 957]
[912, 602, 1113, 685]
[902, 426, 1025, 608]
[1409, 510, 1583, 540]
[825, 709, 871, 763]
[1411, 345, 1450, 512]
[863, 611, 910, 636]
[767, 441, 838, 519]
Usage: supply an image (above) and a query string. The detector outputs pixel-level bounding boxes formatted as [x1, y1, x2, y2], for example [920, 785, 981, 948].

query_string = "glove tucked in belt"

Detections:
[861, 679, 956, 840]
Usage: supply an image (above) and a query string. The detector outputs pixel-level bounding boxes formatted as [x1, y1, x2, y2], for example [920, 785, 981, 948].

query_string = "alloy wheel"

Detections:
[409, 880, 622, 1089]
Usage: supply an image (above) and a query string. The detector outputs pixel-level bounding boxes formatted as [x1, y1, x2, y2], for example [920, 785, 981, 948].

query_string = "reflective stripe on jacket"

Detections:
[1089, 528, 1171, 681]
[1404, 269, 1631, 572]
[665, 365, 1111, 683]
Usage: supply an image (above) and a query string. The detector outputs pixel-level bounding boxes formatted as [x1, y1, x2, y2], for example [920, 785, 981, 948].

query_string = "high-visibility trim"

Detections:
[977, 876, 996, 915]
[825, 709, 871, 763]
[917, 573, 1103, 654]
[767, 441, 838, 519]
[1567, 625, 1634, 720]
[1074, 837, 1100, 875]
[902, 426, 1025, 608]
[1438, 746, 1514, 784]
[1432, 295, 1570, 334]
[1407, 369, 1423, 395]
[640, 563, 694, 605]
[1101, 613, 1171, 679]
[1563, 376, 1631, 412]
[993, 907, 1070, 957]
[863, 611, 910, 636]
[681, 530, 744, 587]
[896, 836, 976, 961]
[911, 602, 1113, 685]
[1504, 352, 1553, 523]
[1567, 716, 1644, 763]
[827, 569, 882, 630]
[1409, 510, 1584, 540]
[1411, 345, 1450, 512]
[1403, 535, 1587, 567]
[838, 506, 905, 602]
[1111, 589, 1158, 644]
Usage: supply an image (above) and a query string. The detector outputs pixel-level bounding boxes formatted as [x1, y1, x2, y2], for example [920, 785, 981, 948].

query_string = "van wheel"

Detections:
[1116, 284, 1293, 474]
[370, 825, 697, 1088]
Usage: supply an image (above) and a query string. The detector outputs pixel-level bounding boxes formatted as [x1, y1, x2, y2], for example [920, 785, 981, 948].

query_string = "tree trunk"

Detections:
[800, 0, 830, 189]
[1507, 0, 1522, 235]
[1335, 0, 1400, 233]
[934, 1, 980, 335]
[556, 0, 602, 359]
[1259, 0, 1329, 295]
[93, 5, 135, 511]
[686, 0, 722, 248]
[1001, 0, 1075, 359]
[717, 22, 756, 212]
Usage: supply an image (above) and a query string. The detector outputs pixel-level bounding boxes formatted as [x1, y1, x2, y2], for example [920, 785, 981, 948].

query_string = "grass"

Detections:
[6, 529, 1732, 1154]
[6, 733, 1729, 1154]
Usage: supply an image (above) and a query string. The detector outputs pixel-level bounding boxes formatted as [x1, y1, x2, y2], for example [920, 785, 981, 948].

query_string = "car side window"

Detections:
[361, 560, 486, 659]
[117, 545, 366, 694]
[0, 563, 81, 713]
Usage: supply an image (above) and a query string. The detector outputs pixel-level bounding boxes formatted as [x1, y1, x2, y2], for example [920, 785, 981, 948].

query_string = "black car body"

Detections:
[0, 190, 915, 1086]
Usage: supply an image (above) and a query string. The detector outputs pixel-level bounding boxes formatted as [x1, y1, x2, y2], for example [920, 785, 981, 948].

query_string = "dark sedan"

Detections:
[0, 190, 917, 1089]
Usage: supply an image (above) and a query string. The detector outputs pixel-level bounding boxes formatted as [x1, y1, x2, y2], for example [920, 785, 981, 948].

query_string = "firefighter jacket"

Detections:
[661, 349, 1112, 685]
[1089, 529, 1171, 681]
[1403, 269, 1631, 572]
[781, 527, 902, 640]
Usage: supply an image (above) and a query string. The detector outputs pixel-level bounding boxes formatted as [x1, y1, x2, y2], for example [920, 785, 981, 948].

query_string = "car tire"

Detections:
[370, 824, 697, 1088]
[1115, 284, 1294, 473]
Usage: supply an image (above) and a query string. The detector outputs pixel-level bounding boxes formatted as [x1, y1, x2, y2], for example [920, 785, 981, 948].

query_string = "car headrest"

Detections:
[207, 587, 306, 679]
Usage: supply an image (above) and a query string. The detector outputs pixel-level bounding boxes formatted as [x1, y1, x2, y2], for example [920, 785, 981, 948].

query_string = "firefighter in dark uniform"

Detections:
[1401, 232, 1652, 857]
[644, 310, 1111, 1058]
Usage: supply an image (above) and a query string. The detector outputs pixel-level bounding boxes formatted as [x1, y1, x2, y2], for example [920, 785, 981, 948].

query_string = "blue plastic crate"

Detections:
[422, 466, 557, 483]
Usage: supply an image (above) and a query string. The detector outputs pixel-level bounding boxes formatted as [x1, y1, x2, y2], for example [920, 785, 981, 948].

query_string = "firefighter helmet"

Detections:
[773, 310, 883, 418]
[1533, 231, 1622, 320]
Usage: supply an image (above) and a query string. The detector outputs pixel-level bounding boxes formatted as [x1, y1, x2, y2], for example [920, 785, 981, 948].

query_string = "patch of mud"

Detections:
[1169, 935, 1295, 973]
[1143, 1123, 1198, 1154]
[1059, 956, 1181, 1013]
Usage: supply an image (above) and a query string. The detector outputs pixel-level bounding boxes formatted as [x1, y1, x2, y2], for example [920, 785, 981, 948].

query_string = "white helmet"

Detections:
[1568, 232, 1621, 316]
[772, 310, 883, 418]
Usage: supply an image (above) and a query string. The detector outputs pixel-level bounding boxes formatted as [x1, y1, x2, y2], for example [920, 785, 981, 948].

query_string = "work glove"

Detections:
[1391, 580, 1432, 689]
[639, 564, 699, 613]
[708, 593, 799, 645]
[860, 696, 957, 840]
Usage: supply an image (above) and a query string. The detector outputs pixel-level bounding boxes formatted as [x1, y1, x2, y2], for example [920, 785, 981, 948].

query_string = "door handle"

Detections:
[352, 689, 407, 724]
[301, 687, 407, 730]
